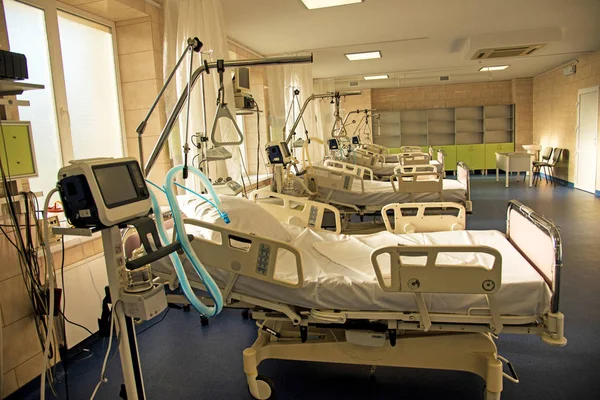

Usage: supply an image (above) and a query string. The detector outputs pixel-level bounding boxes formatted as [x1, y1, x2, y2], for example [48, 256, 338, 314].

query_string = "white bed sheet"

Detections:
[153, 225, 550, 316]
[315, 178, 466, 206]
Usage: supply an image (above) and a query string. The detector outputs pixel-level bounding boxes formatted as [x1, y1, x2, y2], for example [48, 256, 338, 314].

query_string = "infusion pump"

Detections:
[57, 157, 152, 229]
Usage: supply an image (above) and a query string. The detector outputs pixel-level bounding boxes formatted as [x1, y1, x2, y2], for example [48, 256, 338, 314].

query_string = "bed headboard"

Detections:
[436, 149, 444, 165]
[506, 200, 563, 313]
[249, 190, 342, 234]
[323, 159, 374, 181]
[390, 171, 443, 194]
[399, 153, 431, 166]
[394, 164, 437, 175]
[381, 202, 466, 233]
[456, 162, 471, 211]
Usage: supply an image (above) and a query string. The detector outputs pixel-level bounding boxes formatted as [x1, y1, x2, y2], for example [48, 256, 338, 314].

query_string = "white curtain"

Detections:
[313, 78, 336, 160]
[267, 63, 328, 165]
[163, 0, 242, 191]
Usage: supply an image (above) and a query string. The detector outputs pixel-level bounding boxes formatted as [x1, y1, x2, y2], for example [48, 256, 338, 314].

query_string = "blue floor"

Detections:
[11, 175, 600, 400]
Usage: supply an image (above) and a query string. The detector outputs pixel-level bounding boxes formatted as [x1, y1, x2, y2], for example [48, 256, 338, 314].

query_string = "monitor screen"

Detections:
[352, 136, 360, 145]
[328, 138, 339, 150]
[237, 67, 250, 90]
[94, 164, 139, 208]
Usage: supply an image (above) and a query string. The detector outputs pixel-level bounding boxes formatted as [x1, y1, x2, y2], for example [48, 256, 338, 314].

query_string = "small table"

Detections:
[496, 152, 534, 188]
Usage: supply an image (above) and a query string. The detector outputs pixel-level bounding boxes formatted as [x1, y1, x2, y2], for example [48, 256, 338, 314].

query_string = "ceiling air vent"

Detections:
[349, 81, 359, 87]
[440, 76, 449, 81]
[471, 44, 545, 60]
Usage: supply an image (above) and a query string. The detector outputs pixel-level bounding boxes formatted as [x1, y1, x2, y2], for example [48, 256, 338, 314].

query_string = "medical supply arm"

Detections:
[144, 54, 313, 177]
[284, 90, 361, 145]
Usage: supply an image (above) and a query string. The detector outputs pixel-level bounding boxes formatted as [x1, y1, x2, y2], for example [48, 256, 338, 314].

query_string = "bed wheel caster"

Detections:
[388, 329, 396, 347]
[242, 309, 250, 320]
[200, 315, 209, 326]
[484, 389, 501, 400]
[248, 374, 275, 399]
[183, 304, 191, 312]
[300, 325, 307, 343]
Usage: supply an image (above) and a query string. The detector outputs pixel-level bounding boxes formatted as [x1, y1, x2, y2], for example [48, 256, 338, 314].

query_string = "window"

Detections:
[4, 0, 124, 197]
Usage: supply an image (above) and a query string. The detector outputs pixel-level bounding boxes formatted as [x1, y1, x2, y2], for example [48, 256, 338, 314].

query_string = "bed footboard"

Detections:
[457, 162, 472, 212]
[381, 202, 466, 233]
[250, 191, 342, 234]
[323, 159, 374, 181]
[393, 164, 437, 175]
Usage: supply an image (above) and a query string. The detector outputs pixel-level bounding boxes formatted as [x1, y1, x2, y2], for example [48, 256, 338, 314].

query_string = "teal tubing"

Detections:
[147, 166, 224, 317]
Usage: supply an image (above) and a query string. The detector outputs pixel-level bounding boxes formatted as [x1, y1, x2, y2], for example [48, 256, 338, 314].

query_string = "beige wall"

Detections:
[533, 51, 600, 185]
[116, 3, 171, 198]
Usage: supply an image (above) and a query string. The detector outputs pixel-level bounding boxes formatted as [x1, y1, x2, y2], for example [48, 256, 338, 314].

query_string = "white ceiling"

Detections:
[221, 0, 600, 89]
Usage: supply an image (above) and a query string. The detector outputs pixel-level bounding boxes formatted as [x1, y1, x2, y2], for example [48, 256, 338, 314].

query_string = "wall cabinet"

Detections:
[373, 104, 515, 171]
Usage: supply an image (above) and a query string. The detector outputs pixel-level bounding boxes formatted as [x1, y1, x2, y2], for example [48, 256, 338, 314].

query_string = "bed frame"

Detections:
[399, 152, 431, 166]
[323, 159, 374, 181]
[149, 199, 564, 400]
[381, 202, 466, 233]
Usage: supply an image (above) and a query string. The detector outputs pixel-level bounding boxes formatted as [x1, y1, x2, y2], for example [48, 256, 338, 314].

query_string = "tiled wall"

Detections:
[228, 42, 271, 177]
[116, 3, 171, 199]
[533, 51, 600, 185]
[0, 2, 167, 396]
[512, 78, 534, 148]
[372, 81, 513, 111]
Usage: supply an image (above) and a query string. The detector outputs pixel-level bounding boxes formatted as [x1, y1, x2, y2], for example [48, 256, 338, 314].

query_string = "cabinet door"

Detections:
[469, 144, 486, 170]
[485, 143, 514, 169]
[432, 145, 456, 171]
[0, 124, 36, 177]
[456, 145, 472, 167]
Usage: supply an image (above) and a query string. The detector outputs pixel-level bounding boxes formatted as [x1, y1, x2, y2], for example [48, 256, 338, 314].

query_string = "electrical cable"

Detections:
[255, 101, 261, 189]
[89, 300, 117, 400]
[136, 308, 171, 335]
[40, 187, 59, 400]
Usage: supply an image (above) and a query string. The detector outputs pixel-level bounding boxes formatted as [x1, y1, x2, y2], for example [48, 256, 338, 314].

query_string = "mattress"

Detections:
[373, 160, 443, 177]
[153, 226, 551, 316]
[315, 178, 466, 207]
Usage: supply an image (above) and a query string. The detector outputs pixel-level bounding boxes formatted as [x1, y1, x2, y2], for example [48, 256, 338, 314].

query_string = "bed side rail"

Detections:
[249, 191, 342, 234]
[354, 148, 381, 167]
[437, 149, 444, 166]
[393, 164, 437, 175]
[362, 143, 387, 155]
[390, 171, 443, 194]
[506, 200, 563, 313]
[401, 146, 423, 153]
[323, 159, 374, 181]
[308, 166, 364, 194]
[370, 245, 501, 294]
[381, 202, 466, 233]
[400, 153, 431, 166]
[183, 219, 304, 289]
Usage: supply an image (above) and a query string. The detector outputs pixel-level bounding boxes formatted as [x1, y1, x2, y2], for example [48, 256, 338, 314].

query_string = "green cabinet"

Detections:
[456, 144, 486, 170]
[431, 145, 457, 171]
[0, 122, 36, 178]
[485, 143, 515, 169]
[388, 147, 402, 154]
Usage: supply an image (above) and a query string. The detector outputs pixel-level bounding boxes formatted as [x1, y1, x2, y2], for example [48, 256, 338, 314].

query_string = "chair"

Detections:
[532, 147, 553, 185]
[534, 148, 562, 186]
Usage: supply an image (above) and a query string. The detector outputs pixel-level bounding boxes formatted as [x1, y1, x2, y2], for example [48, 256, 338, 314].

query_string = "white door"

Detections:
[575, 86, 599, 193]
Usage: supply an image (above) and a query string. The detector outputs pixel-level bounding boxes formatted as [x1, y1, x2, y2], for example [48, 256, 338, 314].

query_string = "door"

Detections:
[575, 86, 599, 193]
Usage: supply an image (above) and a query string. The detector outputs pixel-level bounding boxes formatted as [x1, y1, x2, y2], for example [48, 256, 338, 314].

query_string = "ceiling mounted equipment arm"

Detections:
[284, 90, 361, 145]
[143, 54, 313, 177]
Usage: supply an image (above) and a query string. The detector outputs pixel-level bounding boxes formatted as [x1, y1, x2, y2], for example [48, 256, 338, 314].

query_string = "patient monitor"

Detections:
[58, 157, 151, 229]
[266, 141, 293, 165]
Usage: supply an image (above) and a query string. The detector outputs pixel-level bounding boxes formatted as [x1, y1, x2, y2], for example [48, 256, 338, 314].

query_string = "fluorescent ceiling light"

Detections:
[346, 51, 381, 61]
[363, 74, 389, 80]
[302, 0, 363, 10]
[479, 65, 509, 72]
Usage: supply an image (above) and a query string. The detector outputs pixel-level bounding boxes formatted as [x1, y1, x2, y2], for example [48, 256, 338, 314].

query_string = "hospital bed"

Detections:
[351, 147, 444, 177]
[303, 161, 471, 214]
[145, 197, 566, 400]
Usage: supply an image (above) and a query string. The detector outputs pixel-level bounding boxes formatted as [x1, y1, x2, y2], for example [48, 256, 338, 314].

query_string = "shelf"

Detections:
[429, 132, 455, 135]
[0, 80, 44, 96]
[401, 121, 427, 124]
[236, 109, 264, 115]
[485, 117, 513, 120]
[456, 118, 483, 121]
[402, 133, 427, 136]
[428, 119, 454, 122]
[456, 131, 483, 134]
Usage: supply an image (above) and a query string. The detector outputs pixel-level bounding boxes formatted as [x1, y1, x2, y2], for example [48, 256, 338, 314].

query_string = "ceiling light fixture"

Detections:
[363, 74, 389, 80]
[346, 51, 381, 61]
[301, 0, 363, 10]
[479, 65, 509, 72]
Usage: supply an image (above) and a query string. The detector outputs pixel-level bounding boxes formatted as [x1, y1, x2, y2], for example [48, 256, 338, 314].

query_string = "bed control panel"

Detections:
[308, 206, 318, 228]
[256, 243, 271, 276]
